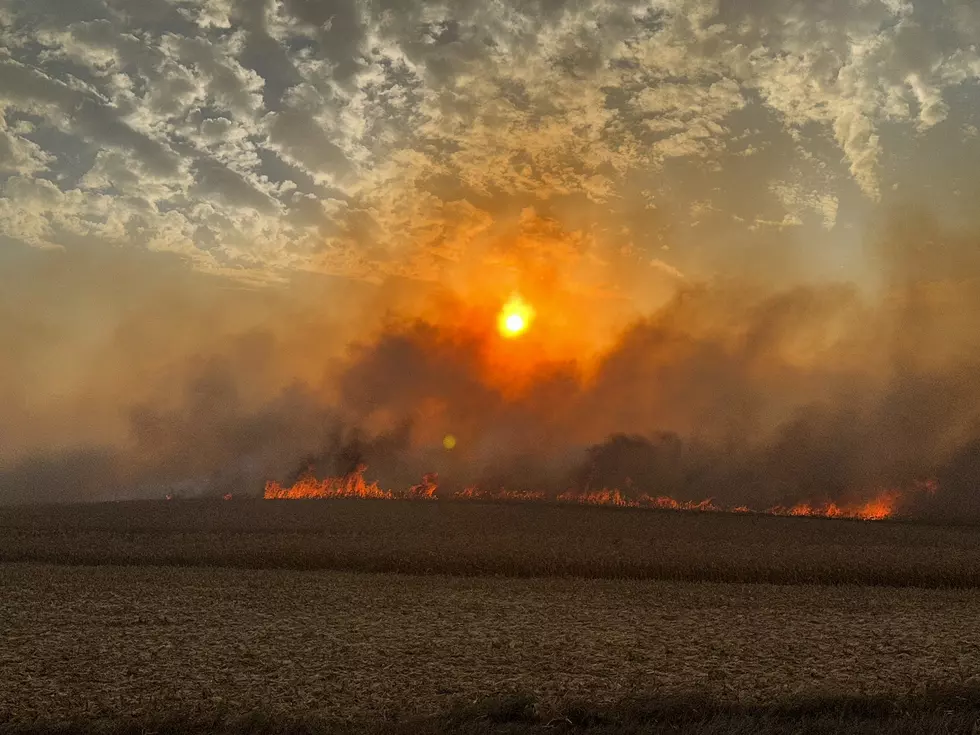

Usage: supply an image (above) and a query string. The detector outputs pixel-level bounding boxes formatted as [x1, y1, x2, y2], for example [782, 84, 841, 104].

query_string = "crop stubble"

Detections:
[3, 563, 980, 726]
[4, 500, 980, 587]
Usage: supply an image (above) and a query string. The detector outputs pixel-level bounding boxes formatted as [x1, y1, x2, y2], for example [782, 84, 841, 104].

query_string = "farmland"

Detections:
[4, 499, 980, 587]
[4, 501, 980, 733]
[6, 562, 980, 733]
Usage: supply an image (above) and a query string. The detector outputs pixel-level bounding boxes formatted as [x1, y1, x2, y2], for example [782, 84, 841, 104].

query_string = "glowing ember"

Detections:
[497, 294, 534, 338]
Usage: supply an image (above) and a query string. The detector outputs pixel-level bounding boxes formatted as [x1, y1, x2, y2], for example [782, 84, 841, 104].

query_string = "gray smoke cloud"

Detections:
[6, 207, 980, 521]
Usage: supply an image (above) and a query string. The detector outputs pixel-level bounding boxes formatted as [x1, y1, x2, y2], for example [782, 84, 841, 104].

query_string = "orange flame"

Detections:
[766, 489, 901, 520]
[264, 466, 928, 521]
[408, 473, 439, 499]
[263, 465, 393, 499]
[454, 487, 548, 502]
[558, 488, 631, 506]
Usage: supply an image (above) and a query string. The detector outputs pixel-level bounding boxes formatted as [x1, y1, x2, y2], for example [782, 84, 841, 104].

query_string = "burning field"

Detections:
[7, 213, 980, 735]
[8, 0, 980, 731]
[239, 274, 980, 526]
[6, 482, 980, 732]
[262, 464, 915, 521]
[7, 495, 980, 588]
[7, 247, 980, 527]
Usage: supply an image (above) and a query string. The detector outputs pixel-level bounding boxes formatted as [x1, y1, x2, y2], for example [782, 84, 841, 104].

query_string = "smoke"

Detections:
[3, 208, 980, 518]
[318, 275, 980, 516]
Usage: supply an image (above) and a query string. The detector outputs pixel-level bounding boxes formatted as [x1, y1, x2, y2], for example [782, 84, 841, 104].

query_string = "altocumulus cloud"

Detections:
[4, 0, 980, 511]
[0, 0, 979, 280]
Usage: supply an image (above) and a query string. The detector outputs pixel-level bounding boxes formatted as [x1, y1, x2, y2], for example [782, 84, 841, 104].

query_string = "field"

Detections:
[6, 499, 980, 586]
[5, 500, 980, 733]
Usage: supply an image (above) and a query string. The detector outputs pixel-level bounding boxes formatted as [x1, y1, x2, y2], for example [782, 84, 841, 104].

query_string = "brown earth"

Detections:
[5, 499, 980, 587]
[4, 563, 980, 727]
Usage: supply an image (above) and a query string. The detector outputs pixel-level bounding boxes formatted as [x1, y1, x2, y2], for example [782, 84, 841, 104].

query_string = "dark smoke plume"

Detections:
[3, 210, 980, 519]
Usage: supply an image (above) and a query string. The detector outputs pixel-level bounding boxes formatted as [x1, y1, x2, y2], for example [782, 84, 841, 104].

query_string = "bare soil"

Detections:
[4, 499, 980, 587]
[4, 563, 980, 728]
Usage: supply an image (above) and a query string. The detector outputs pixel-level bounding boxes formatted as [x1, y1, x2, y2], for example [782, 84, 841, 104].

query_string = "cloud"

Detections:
[771, 182, 839, 231]
[0, 113, 53, 175]
[262, 83, 352, 185]
[0, 58, 184, 178]
[649, 258, 685, 280]
[0, 0, 978, 282]
[4, 201, 980, 521]
[3, 0, 980, 514]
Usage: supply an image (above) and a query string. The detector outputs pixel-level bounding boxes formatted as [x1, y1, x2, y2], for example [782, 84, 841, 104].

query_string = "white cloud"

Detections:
[650, 258, 685, 280]
[0, 112, 54, 175]
[772, 181, 839, 231]
[0, 0, 978, 281]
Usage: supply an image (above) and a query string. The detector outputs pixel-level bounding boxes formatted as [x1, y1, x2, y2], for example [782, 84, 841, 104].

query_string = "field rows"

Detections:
[4, 500, 980, 587]
[4, 563, 980, 726]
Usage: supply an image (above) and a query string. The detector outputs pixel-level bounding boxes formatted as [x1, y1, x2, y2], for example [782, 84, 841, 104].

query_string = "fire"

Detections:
[854, 490, 901, 521]
[497, 294, 534, 338]
[454, 487, 547, 502]
[767, 490, 902, 520]
[558, 488, 631, 506]
[408, 473, 439, 499]
[264, 466, 928, 522]
[263, 465, 393, 499]
[638, 495, 722, 512]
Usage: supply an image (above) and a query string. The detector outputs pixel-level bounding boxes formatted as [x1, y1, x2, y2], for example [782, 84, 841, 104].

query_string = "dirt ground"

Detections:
[4, 563, 980, 726]
[6, 500, 980, 588]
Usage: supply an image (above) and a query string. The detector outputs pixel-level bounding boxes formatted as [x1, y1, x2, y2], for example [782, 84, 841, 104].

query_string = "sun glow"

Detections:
[498, 294, 534, 338]
[505, 312, 526, 333]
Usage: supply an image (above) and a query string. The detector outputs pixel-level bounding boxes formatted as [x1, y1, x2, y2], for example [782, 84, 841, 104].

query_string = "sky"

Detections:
[3, 0, 980, 511]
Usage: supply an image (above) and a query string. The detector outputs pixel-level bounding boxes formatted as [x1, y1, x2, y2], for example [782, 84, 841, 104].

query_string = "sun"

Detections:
[504, 313, 526, 334]
[498, 294, 534, 338]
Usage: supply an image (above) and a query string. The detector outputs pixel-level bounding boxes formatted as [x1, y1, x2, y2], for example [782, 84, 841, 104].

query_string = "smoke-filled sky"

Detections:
[3, 0, 980, 513]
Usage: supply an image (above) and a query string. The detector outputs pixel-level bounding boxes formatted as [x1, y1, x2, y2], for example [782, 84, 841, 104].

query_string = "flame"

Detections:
[454, 487, 548, 502]
[636, 495, 723, 512]
[854, 490, 901, 520]
[497, 294, 534, 338]
[263, 465, 393, 499]
[264, 466, 929, 521]
[766, 490, 901, 520]
[558, 488, 631, 506]
[408, 472, 439, 499]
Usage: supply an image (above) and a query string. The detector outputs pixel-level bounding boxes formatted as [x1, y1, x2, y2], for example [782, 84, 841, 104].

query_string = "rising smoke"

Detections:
[2, 209, 980, 519]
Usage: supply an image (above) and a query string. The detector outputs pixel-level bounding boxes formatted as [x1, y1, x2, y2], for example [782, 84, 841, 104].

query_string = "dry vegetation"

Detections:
[4, 563, 980, 733]
[3, 499, 980, 587]
[7, 694, 980, 735]
[6, 501, 980, 733]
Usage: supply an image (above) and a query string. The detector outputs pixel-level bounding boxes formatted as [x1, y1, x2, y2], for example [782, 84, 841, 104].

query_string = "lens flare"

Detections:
[498, 294, 534, 338]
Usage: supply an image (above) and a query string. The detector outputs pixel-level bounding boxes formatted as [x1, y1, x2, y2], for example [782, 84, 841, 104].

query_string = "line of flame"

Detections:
[262, 466, 923, 521]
